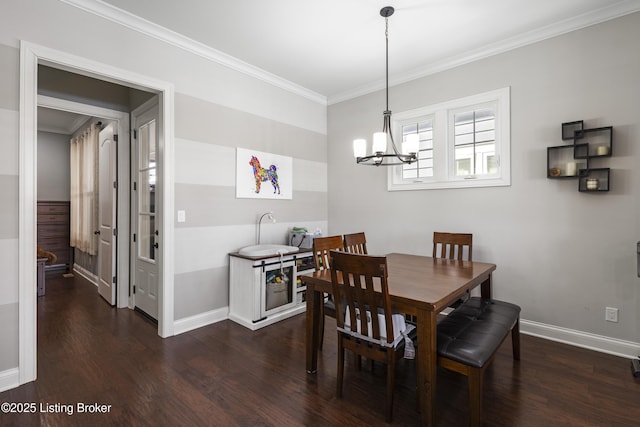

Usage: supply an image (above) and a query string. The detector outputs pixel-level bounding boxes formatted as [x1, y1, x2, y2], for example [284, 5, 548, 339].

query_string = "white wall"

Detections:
[328, 12, 640, 353]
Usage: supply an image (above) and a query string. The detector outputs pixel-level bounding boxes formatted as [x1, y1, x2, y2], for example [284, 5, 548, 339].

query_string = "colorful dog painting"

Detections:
[250, 155, 280, 195]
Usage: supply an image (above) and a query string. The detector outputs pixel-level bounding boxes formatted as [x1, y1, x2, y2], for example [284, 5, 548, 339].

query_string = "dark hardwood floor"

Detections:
[2, 273, 639, 426]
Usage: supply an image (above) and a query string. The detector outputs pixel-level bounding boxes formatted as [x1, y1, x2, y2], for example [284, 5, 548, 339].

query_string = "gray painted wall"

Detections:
[328, 12, 640, 344]
[0, 41, 19, 372]
[37, 131, 70, 201]
[173, 92, 328, 319]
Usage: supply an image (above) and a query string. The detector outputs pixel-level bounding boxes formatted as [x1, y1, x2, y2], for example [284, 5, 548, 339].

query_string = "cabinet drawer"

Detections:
[38, 213, 69, 224]
[37, 203, 70, 215]
[38, 225, 69, 239]
[38, 236, 70, 248]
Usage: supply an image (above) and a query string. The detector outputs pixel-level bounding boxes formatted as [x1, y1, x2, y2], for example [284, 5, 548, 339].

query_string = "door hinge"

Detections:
[133, 285, 136, 294]
[114, 134, 118, 142]
[133, 233, 137, 242]
[113, 181, 117, 189]
[133, 129, 137, 139]
[113, 228, 117, 237]
[133, 181, 137, 191]
[113, 276, 117, 284]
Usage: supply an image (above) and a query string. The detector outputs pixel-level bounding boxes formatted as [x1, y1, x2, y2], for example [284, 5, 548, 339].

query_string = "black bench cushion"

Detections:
[437, 297, 520, 368]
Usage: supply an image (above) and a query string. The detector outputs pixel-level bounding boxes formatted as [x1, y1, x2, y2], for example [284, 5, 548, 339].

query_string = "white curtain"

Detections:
[70, 123, 99, 255]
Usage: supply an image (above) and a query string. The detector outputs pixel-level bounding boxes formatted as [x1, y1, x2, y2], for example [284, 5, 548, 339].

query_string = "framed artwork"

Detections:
[236, 148, 293, 199]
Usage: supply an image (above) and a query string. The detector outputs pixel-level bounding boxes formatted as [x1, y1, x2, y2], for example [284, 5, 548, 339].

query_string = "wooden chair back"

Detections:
[343, 232, 368, 255]
[312, 235, 344, 270]
[329, 250, 394, 346]
[433, 232, 473, 261]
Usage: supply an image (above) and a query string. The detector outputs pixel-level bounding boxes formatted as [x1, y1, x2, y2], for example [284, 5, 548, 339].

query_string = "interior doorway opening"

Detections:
[38, 95, 131, 306]
[20, 41, 176, 386]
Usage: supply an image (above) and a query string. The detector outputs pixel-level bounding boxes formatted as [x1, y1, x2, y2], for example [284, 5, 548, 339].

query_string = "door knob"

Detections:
[153, 242, 159, 249]
[94, 230, 101, 235]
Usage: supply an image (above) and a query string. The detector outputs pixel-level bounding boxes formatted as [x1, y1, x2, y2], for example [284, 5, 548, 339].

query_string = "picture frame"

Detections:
[236, 148, 293, 199]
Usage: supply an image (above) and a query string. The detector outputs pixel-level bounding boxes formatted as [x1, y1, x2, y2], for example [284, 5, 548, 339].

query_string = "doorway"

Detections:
[38, 95, 131, 308]
[19, 41, 176, 386]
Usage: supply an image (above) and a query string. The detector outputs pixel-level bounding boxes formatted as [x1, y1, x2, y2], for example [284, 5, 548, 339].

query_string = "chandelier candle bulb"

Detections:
[372, 132, 387, 154]
[353, 139, 367, 158]
[403, 133, 420, 155]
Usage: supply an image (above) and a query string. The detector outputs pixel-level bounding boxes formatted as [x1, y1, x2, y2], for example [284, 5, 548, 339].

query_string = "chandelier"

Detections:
[353, 6, 418, 166]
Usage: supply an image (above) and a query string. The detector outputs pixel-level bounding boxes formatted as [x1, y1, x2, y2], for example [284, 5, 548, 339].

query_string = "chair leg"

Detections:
[318, 304, 325, 351]
[468, 367, 483, 427]
[512, 318, 520, 361]
[336, 337, 345, 398]
[385, 351, 396, 423]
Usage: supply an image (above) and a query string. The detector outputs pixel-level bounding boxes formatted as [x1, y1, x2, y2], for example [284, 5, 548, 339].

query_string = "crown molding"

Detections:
[328, 0, 640, 105]
[59, 0, 327, 106]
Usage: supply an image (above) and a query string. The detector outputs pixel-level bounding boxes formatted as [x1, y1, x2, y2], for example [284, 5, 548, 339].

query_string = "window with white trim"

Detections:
[389, 87, 510, 191]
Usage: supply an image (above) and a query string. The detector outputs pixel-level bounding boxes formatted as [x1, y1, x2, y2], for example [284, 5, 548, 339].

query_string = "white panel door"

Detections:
[132, 103, 159, 319]
[98, 123, 117, 305]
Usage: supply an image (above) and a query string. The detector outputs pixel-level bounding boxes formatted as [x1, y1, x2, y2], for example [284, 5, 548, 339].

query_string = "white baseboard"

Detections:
[72, 263, 98, 286]
[0, 368, 20, 393]
[521, 319, 640, 359]
[228, 305, 306, 331]
[173, 307, 228, 335]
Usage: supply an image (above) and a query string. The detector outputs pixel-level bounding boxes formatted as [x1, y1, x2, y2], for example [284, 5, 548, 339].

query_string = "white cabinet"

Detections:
[229, 251, 314, 330]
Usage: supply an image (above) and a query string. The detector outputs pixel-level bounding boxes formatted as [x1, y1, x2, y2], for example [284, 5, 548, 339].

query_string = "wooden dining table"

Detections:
[300, 253, 496, 427]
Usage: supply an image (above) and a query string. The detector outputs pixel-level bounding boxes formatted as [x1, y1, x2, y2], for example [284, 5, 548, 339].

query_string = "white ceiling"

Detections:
[38, 107, 90, 135]
[88, 0, 640, 104]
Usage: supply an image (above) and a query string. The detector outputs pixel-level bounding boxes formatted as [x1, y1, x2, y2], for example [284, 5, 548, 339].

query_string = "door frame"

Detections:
[19, 41, 176, 385]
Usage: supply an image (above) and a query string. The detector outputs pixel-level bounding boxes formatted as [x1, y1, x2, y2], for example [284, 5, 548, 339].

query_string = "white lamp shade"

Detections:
[403, 133, 419, 155]
[372, 132, 387, 154]
[353, 139, 367, 158]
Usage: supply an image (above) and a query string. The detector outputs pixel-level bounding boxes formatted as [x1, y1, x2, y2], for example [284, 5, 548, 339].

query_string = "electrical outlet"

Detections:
[605, 307, 619, 323]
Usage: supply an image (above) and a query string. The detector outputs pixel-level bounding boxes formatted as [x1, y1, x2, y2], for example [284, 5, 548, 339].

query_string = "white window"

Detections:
[389, 87, 510, 191]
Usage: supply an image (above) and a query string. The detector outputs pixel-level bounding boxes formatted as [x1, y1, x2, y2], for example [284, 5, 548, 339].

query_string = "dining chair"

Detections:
[432, 231, 473, 261]
[329, 250, 415, 422]
[343, 232, 371, 369]
[311, 235, 345, 350]
[434, 232, 473, 308]
[343, 232, 368, 255]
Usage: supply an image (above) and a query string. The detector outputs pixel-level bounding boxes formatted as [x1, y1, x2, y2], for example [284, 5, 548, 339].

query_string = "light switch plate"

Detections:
[177, 210, 186, 223]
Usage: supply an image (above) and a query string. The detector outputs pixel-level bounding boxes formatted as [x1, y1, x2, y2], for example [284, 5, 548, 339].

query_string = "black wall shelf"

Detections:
[547, 121, 612, 193]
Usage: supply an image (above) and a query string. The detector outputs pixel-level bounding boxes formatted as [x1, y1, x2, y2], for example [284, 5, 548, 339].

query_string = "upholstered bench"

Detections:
[437, 297, 521, 427]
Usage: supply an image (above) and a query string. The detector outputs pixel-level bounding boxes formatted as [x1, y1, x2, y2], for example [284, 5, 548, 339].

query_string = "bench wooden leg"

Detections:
[468, 367, 483, 427]
[512, 318, 521, 361]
